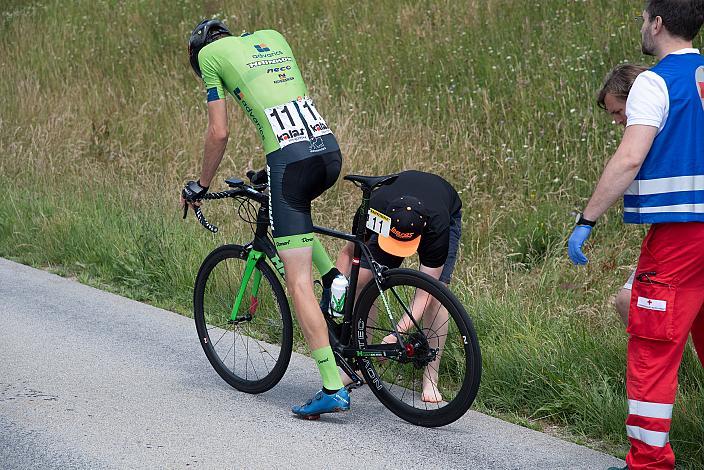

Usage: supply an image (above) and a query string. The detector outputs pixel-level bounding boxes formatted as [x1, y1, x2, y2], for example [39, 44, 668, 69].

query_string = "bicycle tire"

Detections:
[194, 244, 293, 394]
[354, 268, 481, 427]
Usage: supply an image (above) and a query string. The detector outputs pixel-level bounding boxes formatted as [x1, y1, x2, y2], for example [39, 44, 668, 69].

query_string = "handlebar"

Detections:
[183, 171, 269, 233]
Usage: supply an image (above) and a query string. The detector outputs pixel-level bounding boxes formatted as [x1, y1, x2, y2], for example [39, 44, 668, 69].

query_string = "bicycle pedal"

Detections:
[345, 381, 364, 392]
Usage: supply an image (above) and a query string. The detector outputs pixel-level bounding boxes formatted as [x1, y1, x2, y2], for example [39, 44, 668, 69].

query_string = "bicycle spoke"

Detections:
[212, 327, 230, 348]
[220, 338, 236, 364]
[237, 330, 261, 381]
[424, 294, 444, 336]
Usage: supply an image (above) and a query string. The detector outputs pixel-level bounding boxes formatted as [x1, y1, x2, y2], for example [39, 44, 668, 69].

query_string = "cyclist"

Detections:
[596, 63, 648, 325]
[180, 19, 348, 418]
[326, 170, 462, 403]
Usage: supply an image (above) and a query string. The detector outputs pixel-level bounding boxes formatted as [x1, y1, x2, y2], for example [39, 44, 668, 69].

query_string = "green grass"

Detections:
[2, 0, 704, 466]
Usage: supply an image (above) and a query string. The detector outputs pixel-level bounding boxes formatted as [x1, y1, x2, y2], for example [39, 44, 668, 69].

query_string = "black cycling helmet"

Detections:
[188, 19, 231, 78]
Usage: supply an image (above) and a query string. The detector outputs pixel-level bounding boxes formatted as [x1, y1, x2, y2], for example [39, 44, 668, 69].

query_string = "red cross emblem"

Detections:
[698, 66, 704, 108]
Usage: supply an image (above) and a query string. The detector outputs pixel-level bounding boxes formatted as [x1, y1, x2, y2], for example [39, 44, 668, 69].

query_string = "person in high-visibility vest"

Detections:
[568, 1, 704, 468]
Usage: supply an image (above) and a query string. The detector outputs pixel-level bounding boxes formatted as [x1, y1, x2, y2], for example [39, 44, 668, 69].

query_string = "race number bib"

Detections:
[297, 97, 332, 138]
[366, 208, 391, 237]
[265, 102, 308, 148]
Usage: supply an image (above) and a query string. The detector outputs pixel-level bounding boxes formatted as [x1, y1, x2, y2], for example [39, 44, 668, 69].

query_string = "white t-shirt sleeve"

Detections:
[625, 71, 669, 131]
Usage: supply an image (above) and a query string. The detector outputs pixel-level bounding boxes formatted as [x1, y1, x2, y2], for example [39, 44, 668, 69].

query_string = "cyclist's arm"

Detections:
[199, 99, 229, 187]
[582, 73, 664, 222]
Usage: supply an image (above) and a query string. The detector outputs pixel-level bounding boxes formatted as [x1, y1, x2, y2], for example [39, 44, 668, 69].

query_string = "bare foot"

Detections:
[381, 333, 398, 344]
[341, 369, 354, 387]
[421, 375, 443, 403]
[377, 333, 399, 364]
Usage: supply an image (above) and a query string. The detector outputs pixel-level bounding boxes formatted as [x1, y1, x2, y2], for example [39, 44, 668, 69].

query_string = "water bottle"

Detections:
[330, 275, 348, 317]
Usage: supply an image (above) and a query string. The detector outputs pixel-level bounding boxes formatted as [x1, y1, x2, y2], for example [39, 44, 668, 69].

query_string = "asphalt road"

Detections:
[0, 258, 625, 469]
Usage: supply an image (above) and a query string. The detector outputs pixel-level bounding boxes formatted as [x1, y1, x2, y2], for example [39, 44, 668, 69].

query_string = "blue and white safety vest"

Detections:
[624, 53, 704, 224]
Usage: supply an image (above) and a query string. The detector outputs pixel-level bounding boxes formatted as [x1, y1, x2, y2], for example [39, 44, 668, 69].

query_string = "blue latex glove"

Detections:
[568, 225, 593, 265]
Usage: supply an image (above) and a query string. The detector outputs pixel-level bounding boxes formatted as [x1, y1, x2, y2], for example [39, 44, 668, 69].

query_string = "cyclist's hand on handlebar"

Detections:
[180, 180, 209, 216]
[182, 180, 209, 202]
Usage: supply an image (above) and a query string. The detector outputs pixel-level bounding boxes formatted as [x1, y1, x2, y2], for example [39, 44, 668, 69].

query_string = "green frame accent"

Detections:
[270, 254, 286, 278]
[251, 268, 263, 297]
[231, 249, 265, 321]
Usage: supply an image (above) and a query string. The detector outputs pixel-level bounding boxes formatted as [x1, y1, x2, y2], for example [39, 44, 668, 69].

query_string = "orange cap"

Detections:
[377, 196, 426, 258]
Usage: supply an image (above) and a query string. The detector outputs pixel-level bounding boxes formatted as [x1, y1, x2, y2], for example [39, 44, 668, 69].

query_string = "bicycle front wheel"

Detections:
[355, 268, 481, 427]
[194, 244, 293, 394]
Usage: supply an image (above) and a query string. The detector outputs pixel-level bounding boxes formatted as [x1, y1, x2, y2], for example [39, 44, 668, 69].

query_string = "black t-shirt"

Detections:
[355, 170, 462, 268]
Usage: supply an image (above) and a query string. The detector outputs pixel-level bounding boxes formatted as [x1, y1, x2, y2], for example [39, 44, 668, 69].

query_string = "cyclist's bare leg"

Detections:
[280, 245, 345, 397]
[279, 247, 330, 351]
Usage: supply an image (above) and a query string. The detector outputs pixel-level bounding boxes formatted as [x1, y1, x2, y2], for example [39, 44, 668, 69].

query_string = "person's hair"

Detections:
[597, 64, 649, 109]
[645, 0, 704, 41]
[210, 31, 231, 42]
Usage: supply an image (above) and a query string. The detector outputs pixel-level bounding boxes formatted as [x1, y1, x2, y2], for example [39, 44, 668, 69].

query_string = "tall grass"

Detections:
[2, 0, 703, 465]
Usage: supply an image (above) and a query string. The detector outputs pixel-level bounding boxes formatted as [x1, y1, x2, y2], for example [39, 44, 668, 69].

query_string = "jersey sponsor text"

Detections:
[246, 56, 292, 69]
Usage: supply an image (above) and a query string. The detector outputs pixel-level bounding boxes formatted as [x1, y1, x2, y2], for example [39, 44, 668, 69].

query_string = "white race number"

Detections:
[298, 97, 332, 138]
[265, 102, 308, 148]
[366, 208, 391, 237]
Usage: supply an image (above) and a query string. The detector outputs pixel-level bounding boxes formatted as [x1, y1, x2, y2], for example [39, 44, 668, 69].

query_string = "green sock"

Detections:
[312, 346, 344, 391]
[311, 236, 334, 276]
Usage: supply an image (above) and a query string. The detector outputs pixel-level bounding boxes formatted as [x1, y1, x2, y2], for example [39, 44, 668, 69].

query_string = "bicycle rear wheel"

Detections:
[194, 244, 293, 394]
[355, 268, 481, 427]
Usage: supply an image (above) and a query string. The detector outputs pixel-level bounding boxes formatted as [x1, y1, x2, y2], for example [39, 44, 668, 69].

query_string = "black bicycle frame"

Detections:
[199, 180, 406, 369]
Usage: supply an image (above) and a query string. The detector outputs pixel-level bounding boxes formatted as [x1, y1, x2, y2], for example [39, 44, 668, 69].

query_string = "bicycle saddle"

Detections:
[344, 173, 399, 189]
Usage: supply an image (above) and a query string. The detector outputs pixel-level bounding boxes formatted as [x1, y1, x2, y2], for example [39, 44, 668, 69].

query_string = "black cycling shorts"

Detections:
[266, 135, 342, 246]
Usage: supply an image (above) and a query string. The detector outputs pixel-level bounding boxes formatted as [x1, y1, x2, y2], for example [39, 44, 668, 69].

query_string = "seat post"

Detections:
[355, 185, 373, 240]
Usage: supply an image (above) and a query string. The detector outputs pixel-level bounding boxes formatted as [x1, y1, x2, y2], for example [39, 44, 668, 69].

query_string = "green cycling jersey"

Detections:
[198, 30, 332, 155]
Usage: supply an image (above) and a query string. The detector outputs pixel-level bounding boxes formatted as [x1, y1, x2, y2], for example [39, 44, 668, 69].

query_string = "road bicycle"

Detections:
[187, 171, 481, 427]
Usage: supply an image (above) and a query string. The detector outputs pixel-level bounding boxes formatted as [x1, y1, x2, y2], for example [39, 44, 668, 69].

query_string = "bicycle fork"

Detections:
[230, 249, 266, 323]
[230, 201, 285, 323]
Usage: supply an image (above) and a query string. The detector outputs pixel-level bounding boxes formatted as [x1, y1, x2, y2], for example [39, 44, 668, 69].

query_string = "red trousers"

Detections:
[626, 223, 704, 469]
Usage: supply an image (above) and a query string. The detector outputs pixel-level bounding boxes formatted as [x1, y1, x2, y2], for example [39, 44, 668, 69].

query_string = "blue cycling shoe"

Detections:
[292, 388, 351, 420]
